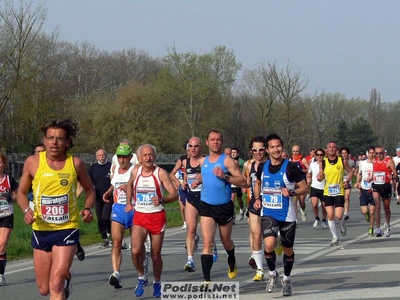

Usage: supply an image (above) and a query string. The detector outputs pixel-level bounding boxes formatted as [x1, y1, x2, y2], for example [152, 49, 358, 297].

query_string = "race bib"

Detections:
[262, 187, 283, 209]
[328, 184, 340, 196]
[136, 186, 156, 206]
[187, 174, 202, 192]
[363, 180, 372, 189]
[373, 172, 386, 185]
[114, 182, 128, 204]
[40, 194, 69, 224]
[0, 199, 12, 218]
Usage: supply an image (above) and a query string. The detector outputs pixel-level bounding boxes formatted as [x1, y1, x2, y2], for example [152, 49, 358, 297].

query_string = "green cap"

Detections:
[115, 144, 132, 156]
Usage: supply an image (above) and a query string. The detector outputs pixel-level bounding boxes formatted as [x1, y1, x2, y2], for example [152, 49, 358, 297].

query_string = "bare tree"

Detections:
[161, 45, 241, 137]
[240, 64, 280, 134]
[268, 62, 307, 146]
[0, 1, 51, 114]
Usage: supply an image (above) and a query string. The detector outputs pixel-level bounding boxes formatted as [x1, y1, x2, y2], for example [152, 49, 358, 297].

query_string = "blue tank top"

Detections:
[260, 159, 296, 222]
[201, 154, 231, 205]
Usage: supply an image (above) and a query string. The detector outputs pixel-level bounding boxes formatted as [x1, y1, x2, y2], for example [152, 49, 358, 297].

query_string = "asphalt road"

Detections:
[3, 189, 400, 299]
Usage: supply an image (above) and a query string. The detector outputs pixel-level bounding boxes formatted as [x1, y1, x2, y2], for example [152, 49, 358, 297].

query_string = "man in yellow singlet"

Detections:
[17, 118, 95, 300]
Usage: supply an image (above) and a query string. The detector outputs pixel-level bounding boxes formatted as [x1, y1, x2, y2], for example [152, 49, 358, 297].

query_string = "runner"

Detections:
[254, 133, 307, 296]
[319, 141, 354, 246]
[372, 145, 397, 237]
[306, 148, 327, 229]
[355, 147, 376, 236]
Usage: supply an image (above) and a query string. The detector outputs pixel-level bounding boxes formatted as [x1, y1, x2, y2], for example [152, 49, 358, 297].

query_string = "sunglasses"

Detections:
[315, 153, 324, 156]
[188, 144, 200, 148]
[252, 147, 265, 153]
[375, 152, 383, 155]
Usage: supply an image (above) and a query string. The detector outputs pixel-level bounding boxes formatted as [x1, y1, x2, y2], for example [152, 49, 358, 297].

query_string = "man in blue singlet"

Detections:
[192, 130, 246, 286]
[254, 133, 307, 296]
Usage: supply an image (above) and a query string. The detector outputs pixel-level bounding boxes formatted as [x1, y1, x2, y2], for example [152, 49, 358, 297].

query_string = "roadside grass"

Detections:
[8, 199, 185, 261]
[8, 194, 246, 261]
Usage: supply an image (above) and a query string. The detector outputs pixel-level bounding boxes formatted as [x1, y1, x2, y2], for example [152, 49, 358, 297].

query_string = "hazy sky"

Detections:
[43, 1, 400, 102]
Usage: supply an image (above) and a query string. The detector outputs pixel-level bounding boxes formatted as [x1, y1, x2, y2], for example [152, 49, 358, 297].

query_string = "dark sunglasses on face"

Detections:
[315, 153, 324, 156]
[188, 144, 200, 148]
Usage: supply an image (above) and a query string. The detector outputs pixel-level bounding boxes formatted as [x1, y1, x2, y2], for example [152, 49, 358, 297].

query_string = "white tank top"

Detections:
[111, 164, 134, 204]
[133, 166, 165, 213]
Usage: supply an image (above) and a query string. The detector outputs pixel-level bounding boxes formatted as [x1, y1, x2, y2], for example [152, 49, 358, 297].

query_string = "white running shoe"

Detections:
[266, 271, 279, 293]
[0, 274, 6, 286]
[313, 219, 319, 228]
[300, 210, 307, 221]
[321, 220, 327, 229]
[340, 222, 347, 236]
[384, 223, 391, 237]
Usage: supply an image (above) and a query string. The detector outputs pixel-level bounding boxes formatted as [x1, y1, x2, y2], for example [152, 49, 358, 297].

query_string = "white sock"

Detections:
[240, 208, 244, 214]
[328, 220, 337, 238]
[252, 250, 263, 270]
[188, 256, 193, 261]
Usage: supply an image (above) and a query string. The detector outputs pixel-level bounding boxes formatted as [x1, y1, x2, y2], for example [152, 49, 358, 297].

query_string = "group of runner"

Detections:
[2, 117, 400, 298]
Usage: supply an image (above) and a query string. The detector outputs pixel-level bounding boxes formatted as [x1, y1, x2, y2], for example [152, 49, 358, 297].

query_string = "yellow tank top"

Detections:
[32, 151, 79, 231]
[323, 156, 344, 196]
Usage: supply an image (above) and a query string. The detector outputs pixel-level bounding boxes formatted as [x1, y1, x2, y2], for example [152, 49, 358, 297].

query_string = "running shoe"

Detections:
[340, 222, 347, 236]
[153, 282, 162, 298]
[253, 269, 264, 282]
[397, 201, 400, 205]
[266, 271, 279, 293]
[75, 242, 85, 261]
[368, 228, 374, 237]
[376, 228, 382, 237]
[213, 243, 218, 262]
[227, 263, 237, 279]
[344, 212, 349, 221]
[134, 276, 148, 297]
[321, 220, 327, 229]
[365, 213, 370, 223]
[232, 214, 236, 225]
[281, 278, 292, 296]
[301, 210, 307, 222]
[248, 255, 257, 269]
[64, 270, 72, 299]
[181, 223, 187, 230]
[184, 260, 195, 272]
[313, 219, 319, 228]
[194, 234, 200, 250]
[0, 274, 6, 286]
[99, 239, 110, 248]
[143, 251, 150, 276]
[121, 240, 127, 250]
[200, 281, 211, 292]
[239, 212, 244, 220]
[109, 271, 122, 289]
[275, 237, 283, 256]
[330, 237, 338, 246]
[384, 223, 391, 237]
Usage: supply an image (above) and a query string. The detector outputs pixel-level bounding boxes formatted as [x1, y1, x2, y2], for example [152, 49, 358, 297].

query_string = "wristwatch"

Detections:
[289, 190, 296, 197]
[224, 174, 230, 181]
[84, 207, 93, 214]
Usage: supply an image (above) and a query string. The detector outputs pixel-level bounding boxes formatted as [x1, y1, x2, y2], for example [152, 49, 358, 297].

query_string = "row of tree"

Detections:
[1, 1, 399, 158]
